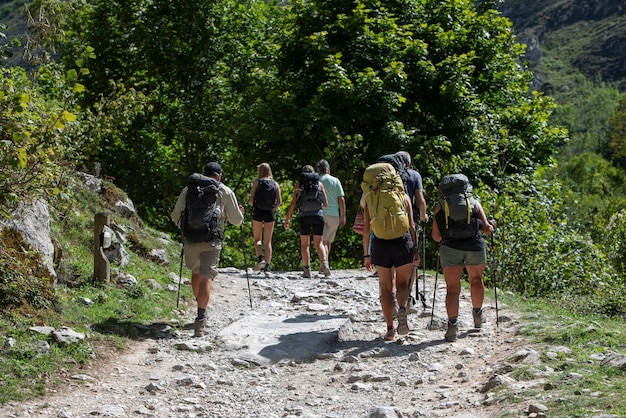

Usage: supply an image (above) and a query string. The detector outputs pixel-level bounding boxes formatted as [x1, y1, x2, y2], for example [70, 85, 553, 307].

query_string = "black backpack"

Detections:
[254, 178, 277, 211]
[182, 173, 224, 243]
[437, 174, 479, 240]
[297, 172, 323, 213]
[377, 154, 409, 195]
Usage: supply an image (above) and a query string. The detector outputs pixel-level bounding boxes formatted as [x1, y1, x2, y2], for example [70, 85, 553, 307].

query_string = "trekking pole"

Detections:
[429, 250, 440, 328]
[177, 246, 184, 308]
[240, 225, 253, 308]
[489, 217, 499, 327]
[407, 263, 416, 308]
[421, 220, 427, 308]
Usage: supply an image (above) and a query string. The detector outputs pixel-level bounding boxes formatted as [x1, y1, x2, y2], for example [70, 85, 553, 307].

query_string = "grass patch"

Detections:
[495, 292, 626, 416]
[0, 172, 193, 405]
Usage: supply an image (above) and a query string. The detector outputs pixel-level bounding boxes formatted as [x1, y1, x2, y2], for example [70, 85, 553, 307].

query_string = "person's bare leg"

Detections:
[313, 235, 327, 263]
[192, 272, 211, 309]
[252, 220, 264, 257]
[314, 234, 330, 276]
[263, 221, 275, 265]
[443, 265, 465, 319]
[394, 263, 413, 309]
[467, 263, 487, 328]
[377, 266, 395, 330]
[300, 235, 311, 267]
[466, 264, 487, 309]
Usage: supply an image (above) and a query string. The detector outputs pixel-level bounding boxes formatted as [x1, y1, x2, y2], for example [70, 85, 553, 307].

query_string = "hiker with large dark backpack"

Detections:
[395, 151, 429, 224]
[361, 162, 419, 342]
[284, 165, 330, 278]
[171, 162, 245, 337]
[249, 163, 282, 274]
[431, 174, 494, 342]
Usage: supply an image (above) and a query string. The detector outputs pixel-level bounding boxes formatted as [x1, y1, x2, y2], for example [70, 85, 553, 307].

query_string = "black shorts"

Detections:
[298, 215, 324, 236]
[253, 208, 276, 222]
[371, 233, 414, 268]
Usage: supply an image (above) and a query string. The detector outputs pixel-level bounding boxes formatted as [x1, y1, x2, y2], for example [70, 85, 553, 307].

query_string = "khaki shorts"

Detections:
[439, 244, 486, 268]
[184, 241, 222, 278]
[322, 215, 341, 243]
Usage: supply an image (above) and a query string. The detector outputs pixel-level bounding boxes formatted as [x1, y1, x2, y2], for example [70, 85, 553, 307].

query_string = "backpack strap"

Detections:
[464, 194, 471, 224]
[443, 193, 472, 228]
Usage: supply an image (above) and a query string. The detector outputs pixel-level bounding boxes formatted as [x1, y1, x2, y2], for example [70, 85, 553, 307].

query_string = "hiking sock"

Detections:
[448, 317, 458, 325]
[196, 308, 206, 321]
[257, 255, 265, 262]
[472, 307, 482, 314]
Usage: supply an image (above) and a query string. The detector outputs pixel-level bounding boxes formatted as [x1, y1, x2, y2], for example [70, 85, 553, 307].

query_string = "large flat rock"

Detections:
[217, 313, 349, 364]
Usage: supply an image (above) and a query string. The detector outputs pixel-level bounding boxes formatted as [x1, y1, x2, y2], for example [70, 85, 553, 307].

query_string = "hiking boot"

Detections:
[397, 307, 409, 335]
[193, 317, 207, 338]
[473, 309, 487, 329]
[301, 266, 311, 278]
[253, 259, 266, 272]
[263, 264, 271, 274]
[384, 327, 398, 341]
[321, 260, 331, 278]
[444, 321, 458, 342]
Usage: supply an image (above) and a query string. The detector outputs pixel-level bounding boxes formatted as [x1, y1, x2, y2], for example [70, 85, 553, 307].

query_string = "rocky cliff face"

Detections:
[500, 0, 626, 84]
[500, 0, 622, 30]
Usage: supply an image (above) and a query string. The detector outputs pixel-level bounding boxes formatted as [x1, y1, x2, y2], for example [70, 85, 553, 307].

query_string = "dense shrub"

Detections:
[0, 229, 57, 311]
[480, 175, 625, 316]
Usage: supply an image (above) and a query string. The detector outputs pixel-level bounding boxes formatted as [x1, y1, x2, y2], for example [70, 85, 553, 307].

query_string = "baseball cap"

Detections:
[204, 162, 222, 176]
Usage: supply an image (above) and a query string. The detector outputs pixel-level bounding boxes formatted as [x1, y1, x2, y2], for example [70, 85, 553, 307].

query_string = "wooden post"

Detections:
[94, 212, 111, 282]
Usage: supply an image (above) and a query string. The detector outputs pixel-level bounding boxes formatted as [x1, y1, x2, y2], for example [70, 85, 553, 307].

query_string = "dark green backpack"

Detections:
[438, 174, 479, 240]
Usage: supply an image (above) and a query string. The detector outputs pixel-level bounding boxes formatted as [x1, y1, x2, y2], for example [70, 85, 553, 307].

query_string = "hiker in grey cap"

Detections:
[171, 161, 245, 337]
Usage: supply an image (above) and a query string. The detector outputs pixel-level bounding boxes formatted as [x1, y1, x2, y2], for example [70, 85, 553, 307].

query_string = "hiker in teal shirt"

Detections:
[316, 159, 346, 266]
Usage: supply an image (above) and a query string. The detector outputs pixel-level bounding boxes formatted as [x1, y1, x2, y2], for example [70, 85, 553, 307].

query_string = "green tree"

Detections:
[608, 95, 626, 169]
[60, 0, 281, 229]
[249, 0, 566, 197]
[0, 2, 91, 214]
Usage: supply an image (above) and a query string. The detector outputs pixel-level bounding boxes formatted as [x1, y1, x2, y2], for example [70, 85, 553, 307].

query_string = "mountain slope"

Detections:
[499, 0, 626, 86]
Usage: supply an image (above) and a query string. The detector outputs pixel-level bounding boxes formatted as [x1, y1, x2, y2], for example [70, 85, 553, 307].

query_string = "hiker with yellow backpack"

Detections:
[361, 162, 420, 341]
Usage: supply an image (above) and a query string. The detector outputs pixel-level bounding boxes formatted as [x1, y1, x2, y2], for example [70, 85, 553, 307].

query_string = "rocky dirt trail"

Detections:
[0, 267, 532, 418]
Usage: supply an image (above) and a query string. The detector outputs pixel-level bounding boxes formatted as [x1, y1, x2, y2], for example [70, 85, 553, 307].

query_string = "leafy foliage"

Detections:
[253, 0, 566, 196]
[608, 95, 626, 169]
[0, 228, 57, 310]
[481, 175, 626, 317]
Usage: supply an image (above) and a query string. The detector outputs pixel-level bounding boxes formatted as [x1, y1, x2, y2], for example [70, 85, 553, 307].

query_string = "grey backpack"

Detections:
[438, 174, 479, 240]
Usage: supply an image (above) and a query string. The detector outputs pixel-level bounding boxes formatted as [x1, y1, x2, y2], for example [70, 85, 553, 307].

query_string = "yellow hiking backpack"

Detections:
[361, 163, 409, 240]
